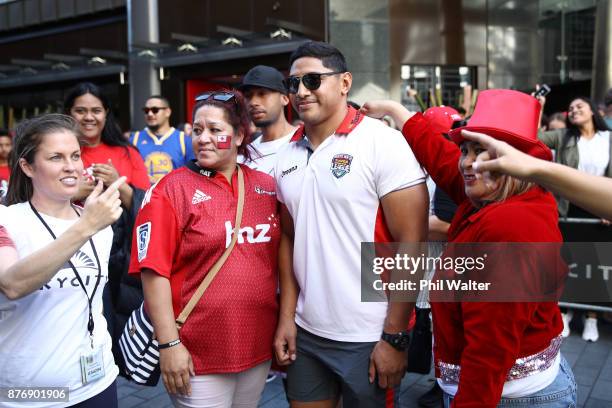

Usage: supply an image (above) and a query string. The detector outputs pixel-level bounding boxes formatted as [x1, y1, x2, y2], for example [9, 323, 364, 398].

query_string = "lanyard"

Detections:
[29, 202, 102, 348]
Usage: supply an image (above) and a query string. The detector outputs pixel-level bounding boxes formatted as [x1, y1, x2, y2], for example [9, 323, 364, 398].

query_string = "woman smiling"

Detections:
[0, 114, 124, 407]
[129, 90, 280, 408]
[362, 90, 576, 408]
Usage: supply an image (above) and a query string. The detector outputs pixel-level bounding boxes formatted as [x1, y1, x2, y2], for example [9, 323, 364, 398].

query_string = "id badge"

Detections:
[80, 347, 105, 385]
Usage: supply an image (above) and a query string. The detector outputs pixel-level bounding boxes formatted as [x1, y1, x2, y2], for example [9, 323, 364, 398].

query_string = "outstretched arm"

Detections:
[463, 130, 612, 220]
[361, 100, 466, 204]
[0, 178, 124, 300]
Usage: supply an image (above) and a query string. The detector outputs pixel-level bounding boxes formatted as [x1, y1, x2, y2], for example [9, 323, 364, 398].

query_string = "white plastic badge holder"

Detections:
[80, 348, 105, 385]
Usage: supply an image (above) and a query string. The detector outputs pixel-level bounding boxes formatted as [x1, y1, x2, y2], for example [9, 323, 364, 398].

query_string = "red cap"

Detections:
[449, 89, 552, 161]
[423, 106, 462, 135]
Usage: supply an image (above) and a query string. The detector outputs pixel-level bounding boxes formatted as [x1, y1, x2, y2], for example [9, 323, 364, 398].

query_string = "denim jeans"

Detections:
[443, 355, 577, 407]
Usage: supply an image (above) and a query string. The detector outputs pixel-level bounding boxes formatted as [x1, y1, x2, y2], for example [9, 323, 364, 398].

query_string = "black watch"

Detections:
[381, 331, 410, 351]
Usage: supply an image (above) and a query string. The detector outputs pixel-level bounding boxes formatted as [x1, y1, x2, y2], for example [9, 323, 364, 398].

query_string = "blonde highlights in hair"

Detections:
[485, 174, 535, 203]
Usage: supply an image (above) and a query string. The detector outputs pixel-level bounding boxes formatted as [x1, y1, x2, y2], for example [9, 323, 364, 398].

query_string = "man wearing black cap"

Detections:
[238, 65, 297, 176]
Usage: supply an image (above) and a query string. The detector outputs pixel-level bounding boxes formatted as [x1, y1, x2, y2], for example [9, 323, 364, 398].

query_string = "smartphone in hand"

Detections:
[534, 84, 551, 98]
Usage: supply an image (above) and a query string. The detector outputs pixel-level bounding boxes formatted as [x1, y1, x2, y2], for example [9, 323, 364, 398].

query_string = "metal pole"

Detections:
[591, 0, 612, 103]
[559, 2, 567, 84]
[558, 302, 612, 313]
[127, 0, 160, 130]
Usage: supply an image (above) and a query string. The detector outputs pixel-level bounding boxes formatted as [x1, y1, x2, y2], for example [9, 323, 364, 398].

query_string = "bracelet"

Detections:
[158, 339, 181, 349]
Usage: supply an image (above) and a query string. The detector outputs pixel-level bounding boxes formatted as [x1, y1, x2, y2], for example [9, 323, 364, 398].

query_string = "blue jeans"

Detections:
[443, 355, 576, 407]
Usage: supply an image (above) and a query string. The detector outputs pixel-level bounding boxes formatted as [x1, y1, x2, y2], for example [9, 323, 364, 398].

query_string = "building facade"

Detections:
[0, 0, 608, 130]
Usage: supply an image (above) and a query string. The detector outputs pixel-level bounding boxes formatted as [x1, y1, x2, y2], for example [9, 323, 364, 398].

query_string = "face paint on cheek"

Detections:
[216, 135, 232, 149]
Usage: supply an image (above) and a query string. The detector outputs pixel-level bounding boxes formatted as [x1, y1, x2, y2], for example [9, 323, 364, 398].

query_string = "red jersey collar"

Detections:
[290, 106, 364, 142]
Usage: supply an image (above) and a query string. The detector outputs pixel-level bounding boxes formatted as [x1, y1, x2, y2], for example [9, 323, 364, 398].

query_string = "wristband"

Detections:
[158, 339, 181, 349]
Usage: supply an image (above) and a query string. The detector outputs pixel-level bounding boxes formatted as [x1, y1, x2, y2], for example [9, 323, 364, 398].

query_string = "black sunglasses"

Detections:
[142, 106, 168, 114]
[284, 71, 344, 94]
[195, 92, 236, 103]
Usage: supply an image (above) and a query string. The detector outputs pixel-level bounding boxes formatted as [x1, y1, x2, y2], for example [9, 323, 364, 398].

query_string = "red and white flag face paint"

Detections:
[217, 134, 232, 149]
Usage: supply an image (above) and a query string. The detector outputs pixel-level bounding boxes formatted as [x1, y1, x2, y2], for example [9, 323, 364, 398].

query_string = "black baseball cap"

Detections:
[239, 65, 287, 95]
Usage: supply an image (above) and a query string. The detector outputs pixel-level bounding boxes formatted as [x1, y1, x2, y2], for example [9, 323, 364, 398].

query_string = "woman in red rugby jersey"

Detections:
[129, 90, 280, 408]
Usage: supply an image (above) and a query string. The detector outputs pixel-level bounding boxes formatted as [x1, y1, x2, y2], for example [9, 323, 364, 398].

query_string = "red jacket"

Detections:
[402, 113, 563, 407]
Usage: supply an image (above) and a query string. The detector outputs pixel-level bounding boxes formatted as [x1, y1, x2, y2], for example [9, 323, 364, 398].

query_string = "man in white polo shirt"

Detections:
[273, 41, 428, 407]
[238, 65, 297, 176]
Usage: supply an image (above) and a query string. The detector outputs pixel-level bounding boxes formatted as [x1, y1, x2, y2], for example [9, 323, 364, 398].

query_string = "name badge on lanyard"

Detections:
[29, 202, 105, 386]
[81, 347, 105, 385]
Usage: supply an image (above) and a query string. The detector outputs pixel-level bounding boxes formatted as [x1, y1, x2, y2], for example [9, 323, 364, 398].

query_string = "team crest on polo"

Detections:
[330, 154, 353, 178]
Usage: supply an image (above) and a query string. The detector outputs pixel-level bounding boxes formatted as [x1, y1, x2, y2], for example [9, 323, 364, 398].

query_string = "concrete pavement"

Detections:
[117, 319, 612, 407]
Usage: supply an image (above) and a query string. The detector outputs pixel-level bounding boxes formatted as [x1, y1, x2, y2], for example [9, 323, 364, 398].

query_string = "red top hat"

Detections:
[449, 89, 552, 161]
[424, 106, 462, 135]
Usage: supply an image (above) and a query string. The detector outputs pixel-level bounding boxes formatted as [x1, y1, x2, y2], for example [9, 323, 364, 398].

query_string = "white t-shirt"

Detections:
[0, 202, 118, 407]
[577, 130, 610, 176]
[275, 110, 426, 342]
[240, 131, 295, 176]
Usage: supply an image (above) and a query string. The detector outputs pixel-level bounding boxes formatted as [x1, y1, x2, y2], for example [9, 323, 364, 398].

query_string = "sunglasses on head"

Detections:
[195, 92, 236, 103]
[142, 106, 168, 115]
[283, 71, 344, 94]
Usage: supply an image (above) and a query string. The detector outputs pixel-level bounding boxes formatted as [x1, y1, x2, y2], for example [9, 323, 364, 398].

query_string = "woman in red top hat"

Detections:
[362, 90, 576, 407]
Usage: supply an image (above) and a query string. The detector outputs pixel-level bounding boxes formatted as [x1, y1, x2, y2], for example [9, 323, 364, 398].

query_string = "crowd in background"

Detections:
[1, 40, 612, 408]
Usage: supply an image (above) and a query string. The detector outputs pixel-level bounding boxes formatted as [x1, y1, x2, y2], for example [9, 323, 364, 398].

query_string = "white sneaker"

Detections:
[582, 317, 599, 342]
[561, 312, 572, 338]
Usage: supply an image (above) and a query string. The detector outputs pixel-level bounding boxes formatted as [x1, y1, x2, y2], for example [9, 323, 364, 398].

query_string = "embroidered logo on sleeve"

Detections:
[330, 153, 353, 178]
[137, 222, 152, 262]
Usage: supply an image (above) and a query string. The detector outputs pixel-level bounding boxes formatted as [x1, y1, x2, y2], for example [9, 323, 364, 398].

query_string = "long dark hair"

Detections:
[6, 114, 80, 205]
[192, 90, 253, 161]
[64, 82, 129, 148]
[565, 96, 610, 138]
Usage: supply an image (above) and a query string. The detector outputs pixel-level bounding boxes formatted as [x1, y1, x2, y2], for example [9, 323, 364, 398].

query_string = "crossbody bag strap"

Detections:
[175, 165, 245, 329]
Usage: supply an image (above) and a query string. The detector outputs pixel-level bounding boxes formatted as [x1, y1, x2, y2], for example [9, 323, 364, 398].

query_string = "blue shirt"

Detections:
[130, 127, 195, 184]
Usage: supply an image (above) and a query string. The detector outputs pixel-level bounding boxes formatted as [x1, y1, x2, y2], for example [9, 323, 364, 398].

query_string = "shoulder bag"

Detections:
[119, 165, 245, 385]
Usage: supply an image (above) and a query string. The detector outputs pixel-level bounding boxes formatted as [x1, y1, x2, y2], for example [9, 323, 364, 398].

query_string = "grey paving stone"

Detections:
[573, 365, 602, 386]
[258, 397, 289, 408]
[132, 383, 167, 399]
[400, 384, 430, 407]
[118, 329, 612, 407]
[583, 342, 612, 357]
[562, 339, 587, 354]
[598, 365, 612, 381]
[589, 379, 612, 401]
[564, 351, 581, 367]
[585, 398, 612, 408]
[259, 378, 286, 404]
[118, 395, 146, 408]
[577, 383, 591, 406]
[400, 373, 423, 388]
[577, 353, 608, 371]
[564, 334, 588, 348]
[116, 376, 130, 386]
[117, 383, 140, 399]
[134, 392, 172, 408]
